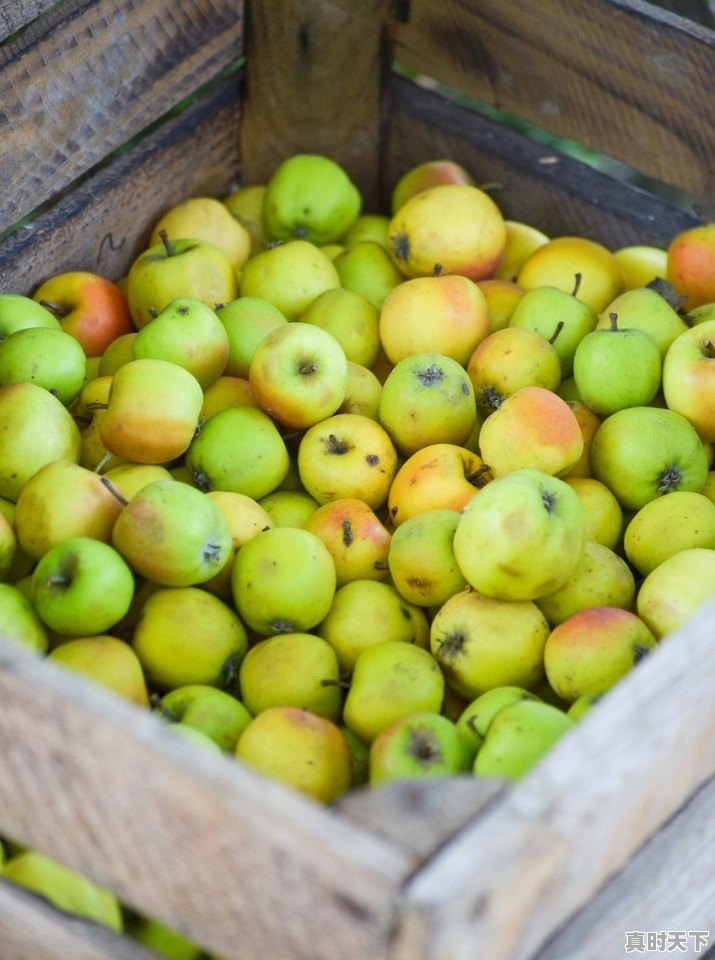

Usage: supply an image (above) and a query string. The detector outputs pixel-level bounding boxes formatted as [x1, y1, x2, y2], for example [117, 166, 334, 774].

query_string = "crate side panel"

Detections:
[0, 76, 241, 294]
[0, 880, 161, 960]
[240, 0, 392, 210]
[394, 599, 715, 960]
[384, 76, 700, 249]
[532, 774, 715, 960]
[0, 643, 410, 960]
[0, 0, 242, 234]
[394, 0, 715, 209]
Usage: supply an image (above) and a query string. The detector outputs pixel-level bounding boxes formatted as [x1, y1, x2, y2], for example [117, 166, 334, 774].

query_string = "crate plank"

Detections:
[532, 774, 715, 960]
[384, 75, 701, 249]
[0, 643, 411, 960]
[0, 76, 241, 294]
[393, 598, 715, 960]
[0, 879, 161, 960]
[0, 0, 242, 234]
[240, 0, 394, 210]
[393, 0, 715, 210]
[0, 0, 57, 42]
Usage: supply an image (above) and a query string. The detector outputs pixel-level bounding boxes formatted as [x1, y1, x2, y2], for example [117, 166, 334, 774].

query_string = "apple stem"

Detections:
[702, 338, 715, 358]
[465, 716, 479, 735]
[609, 312, 619, 332]
[549, 320, 565, 345]
[150, 693, 177, 721]
[85, 401, 109, 411]
[93, 451, 114, 475]
[571, 273, 582, 298]
[39, 299, 68, 317]
[320, 678, 351, 690]
[432, 262, 443, 277]
[100, 476, 129, 506]
[159, 229, 176, 258]
[466, 463, 492, 488]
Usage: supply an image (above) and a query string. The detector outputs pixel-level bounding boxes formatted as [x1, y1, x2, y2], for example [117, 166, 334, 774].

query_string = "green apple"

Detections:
[302, 497, 392, 586]
[624, 491, 715, 575]
[216, 296, 287, 378]
[299, 287, 380, 368]
[467, 326, 561, 413]
[185, 405, 290, 499]
[369, 711, 472, 785]
[339, 361, 382, 419]
[590, 406, 709, 511]
[3, 849, 123, 930]
[318, 579, 425, 673]
[567, 691, 604, 720]
[662, 319, 715, 442]
[258, 489, 319, 527]
[474, 699, 574, 780]
[133, 586, 247, 691]
[31, 537, 135, 637]
[0, 508, 16, 580]
[594, 286, 688, 357]
[430, 587, 549, 700]
[0, 293, 61, 339]
[456, 686, 541, 758]
[509, 284, 598, 377]
[239, 632, 342, 721]
[14, 459, 124, 560]
[126, 233, 238, 329]
[686, 302, 715, 326]
[112, 479, 232, 587]
[297, 412, 398, 510]
[98, 331, 137, 375]
[573, 312, 662, 416]
[0, 381, 81, 501]
[564, 477, 623, 551]
[535, 540, 636, 627]
[453, 469, 585, 601]
[0, 327, 86, 406]
[636, 547, 715, 639]
[387, 509, 467, 607]
[168, 723, 224, 753]
[236, 705, 352, 804]
[231, 526, 336, 635]
[263, 154, 361, 244]
[343, 213, 390, 248]
[378, 353, 477, 456]
[544, 606, 657, 702]
[0, 582, 49, 653]
[159, 684, 252, 752]
[342, 725, 370, 786]
[333, 240, 404, 309]
[48, 635, 149, 707]
[249, 321, 347, 429]
[239, 239, 340, 320]
[343, 641, 444, 743]
[133, 297, 229, 389]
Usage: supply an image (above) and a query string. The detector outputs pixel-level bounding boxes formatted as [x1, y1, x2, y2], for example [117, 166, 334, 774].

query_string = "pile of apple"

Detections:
[1, 153, 715, 944]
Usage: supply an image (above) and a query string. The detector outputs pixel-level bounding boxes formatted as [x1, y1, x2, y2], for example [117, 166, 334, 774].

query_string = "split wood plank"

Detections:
[384, 74, 701, 249]
[0, 76, 241, 294]
[240, 0, 394, 210]
[393, 597, 715, 960]
[0, 0, 243, 234]
[0, 642, 411, 960]
[394, 0, 715, 210]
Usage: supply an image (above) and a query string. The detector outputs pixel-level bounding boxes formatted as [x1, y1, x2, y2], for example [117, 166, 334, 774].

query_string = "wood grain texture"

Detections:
[0, 643, 411, 960]
[0, 0, 57, 42]
[338, 776, 506, 862]
[532, 775, 715, 960]
[0, 0, 243, 234]
[0, 76, 241, 294]
[384, 75, 701, 249]
[393, 0, 715, 208]
[240, 0, 396, 210]
[393, 597, 715, 960]
[0, 880, 161, 960]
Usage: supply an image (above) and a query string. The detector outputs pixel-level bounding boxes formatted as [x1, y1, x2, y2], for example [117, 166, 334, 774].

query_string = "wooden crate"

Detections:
[1, 1, 714, 958]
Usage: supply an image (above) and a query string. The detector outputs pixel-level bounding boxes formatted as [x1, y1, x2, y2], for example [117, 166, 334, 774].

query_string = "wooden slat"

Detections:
[0, 75, 241, 294]
[240, 0, 395, 210]
[0, 0, 57, 42]
[532, 774, 715, 960]
[384, 75, 701, 249]
[393, 597, 715, 960]
[393, 0, 715, 210]
[0, 642, 411, 960]
[0, 880, 162, 960]
[0, 0, 242, 234]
